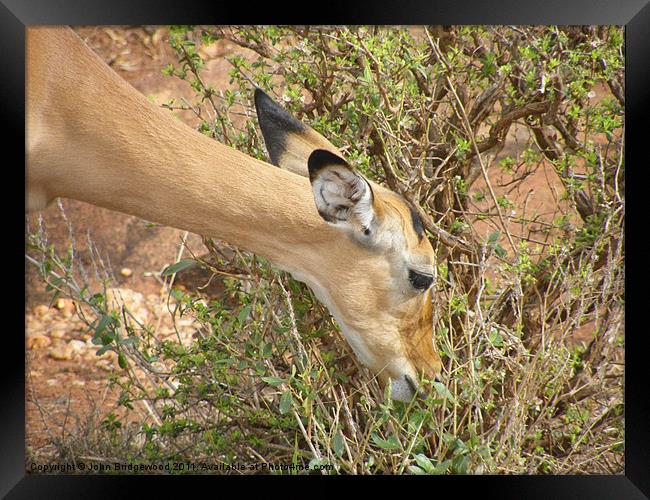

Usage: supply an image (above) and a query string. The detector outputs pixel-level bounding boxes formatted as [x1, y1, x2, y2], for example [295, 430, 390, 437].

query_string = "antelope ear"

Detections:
[308, 149, 377, 237]
[254, 88, 340, 177]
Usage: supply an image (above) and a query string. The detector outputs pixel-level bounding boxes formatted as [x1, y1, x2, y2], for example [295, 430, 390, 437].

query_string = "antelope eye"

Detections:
[408, 269, 434, 291]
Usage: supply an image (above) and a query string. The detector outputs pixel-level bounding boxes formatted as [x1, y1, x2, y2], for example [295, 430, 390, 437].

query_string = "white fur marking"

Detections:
[390, 377, 416, 402]
[312, 167, 374, 230]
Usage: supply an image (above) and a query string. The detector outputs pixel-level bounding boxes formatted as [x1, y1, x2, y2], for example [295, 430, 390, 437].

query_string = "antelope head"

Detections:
[26, 27, 442, 402]
[255, 90, 442, 401]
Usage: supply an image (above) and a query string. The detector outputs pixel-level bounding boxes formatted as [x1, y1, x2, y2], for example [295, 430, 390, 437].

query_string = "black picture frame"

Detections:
[4, 0, 648, 497]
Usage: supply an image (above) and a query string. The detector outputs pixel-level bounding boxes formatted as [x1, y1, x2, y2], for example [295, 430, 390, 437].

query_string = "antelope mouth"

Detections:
[404, 374, 419, 395]
[390, 373, 426, 402]
[405, 374, 430, 399]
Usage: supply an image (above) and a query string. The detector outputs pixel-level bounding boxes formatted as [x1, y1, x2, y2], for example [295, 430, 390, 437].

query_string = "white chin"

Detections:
[390, 377, 416, 402]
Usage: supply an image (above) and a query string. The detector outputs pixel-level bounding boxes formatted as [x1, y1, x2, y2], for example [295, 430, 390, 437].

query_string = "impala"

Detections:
[26, 27, 443, 401]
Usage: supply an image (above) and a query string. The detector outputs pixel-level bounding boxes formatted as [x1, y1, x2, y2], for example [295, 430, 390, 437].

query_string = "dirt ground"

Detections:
[25, 26, 605, 466]
[25, 26, 247, 463]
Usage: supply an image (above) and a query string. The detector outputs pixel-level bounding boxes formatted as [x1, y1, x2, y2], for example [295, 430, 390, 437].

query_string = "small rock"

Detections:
[92, 346, 117, 361]
[96, 360, 114, 372]
[27, 335, 51, 350]
[49, 345, 73, 361]
[50, 320, 69, 330]
[143, 271, 153, 277]
[120, 267, 133, 278]
[68, 339, 87, 354]
[72, 380, 86, 387]
[198, 43, 220, 59]
[106, 288, 149, 324]
[34, 304, 50, 317]
[260, 386, 276, 402]
[27, 320, 43, 332]
[50, 329, 66, 339]
[151, 361, 167, 373]
[46, 379, 58, 386]
[54, 298, 76, 318]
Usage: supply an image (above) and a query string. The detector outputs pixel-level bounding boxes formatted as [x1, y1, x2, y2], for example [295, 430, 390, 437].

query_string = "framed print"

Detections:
[4, 0, 648, 497]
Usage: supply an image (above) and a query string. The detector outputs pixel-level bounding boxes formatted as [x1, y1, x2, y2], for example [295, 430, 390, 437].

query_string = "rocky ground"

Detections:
[25, 26, 238, 463]
[25, 287, 205, 458]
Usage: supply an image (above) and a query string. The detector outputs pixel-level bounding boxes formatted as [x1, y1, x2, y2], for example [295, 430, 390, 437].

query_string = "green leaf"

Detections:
[407, 465, 426, 475]
[413, 454, 436, 474]
[237, 305, 252, 324]
[118, 353, 128, 370]
[494, 244, 507, 258]
[261, 376, 285, 387]
[95, 315, 114, 336]
[96, 345, 114, 356]
[452, 454, 469, 474]
[489, 329, 504, 348]
[371, 433, 401, 450]
[332, 432, 346, 457]
[363, 63, 373, 84]
[433, 459, 453, 475]
[262, 342, 273, 358]
[432, 381, 455, 402]
[279, 391, 293, 415]
[161, 259, 196, 277]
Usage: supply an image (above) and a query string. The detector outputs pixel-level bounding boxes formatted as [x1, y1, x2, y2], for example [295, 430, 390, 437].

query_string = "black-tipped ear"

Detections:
[254, 88, 305, 167]
[307, 149, 348, 182]
[253, 88, 342, 178]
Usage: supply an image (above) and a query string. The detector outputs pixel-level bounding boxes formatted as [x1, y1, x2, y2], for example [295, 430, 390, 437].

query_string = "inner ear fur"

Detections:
[307, 149, 377, 234]
[254, 88, 341, 177]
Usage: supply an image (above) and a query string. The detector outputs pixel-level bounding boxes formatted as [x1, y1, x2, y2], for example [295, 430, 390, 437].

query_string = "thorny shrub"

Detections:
[26, 25, 624, 474]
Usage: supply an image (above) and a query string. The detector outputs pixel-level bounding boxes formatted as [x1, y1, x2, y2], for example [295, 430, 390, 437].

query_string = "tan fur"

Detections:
[277, 127, 342, 176]
[26, 27, 442, 399]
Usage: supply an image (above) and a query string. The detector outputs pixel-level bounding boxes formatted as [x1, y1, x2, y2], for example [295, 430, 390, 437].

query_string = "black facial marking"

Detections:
[407, 203, 425, 241]
[308, 149, 348, 181]
[404, 374, 419, 395]
[408, 269, 434, 291]
[318, 209, 336, 223]
[254, 88, 306, 167]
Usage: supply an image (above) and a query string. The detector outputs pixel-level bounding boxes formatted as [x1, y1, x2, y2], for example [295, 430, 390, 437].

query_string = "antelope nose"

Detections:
[430, 359, 443, 383]
[421, 361, 442, 385]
